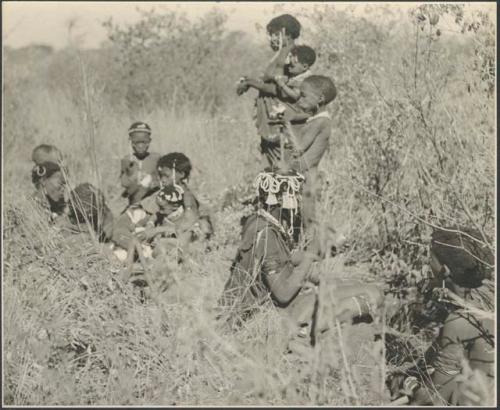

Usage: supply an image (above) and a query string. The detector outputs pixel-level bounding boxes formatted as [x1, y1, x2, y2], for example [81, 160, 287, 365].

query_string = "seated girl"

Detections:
[111, 183, 212, 264]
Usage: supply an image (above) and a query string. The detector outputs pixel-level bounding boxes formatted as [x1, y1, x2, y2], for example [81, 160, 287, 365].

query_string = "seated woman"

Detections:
[30, 161, 67, 223]
[218, 168, 383, 347]
[391, 227, 494, 406]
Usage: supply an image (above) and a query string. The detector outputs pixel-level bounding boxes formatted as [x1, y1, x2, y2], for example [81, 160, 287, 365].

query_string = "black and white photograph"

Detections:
[2, 1, 496, 406]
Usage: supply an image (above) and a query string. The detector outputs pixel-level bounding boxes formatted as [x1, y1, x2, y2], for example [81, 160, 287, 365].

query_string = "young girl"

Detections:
[120, 122, 161, 205]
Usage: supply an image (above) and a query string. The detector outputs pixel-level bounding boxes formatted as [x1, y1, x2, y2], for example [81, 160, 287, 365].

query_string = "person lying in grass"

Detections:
[120, 122, 161, 205]
[217, 168, 383, 350]
[390, 227, 494, 406]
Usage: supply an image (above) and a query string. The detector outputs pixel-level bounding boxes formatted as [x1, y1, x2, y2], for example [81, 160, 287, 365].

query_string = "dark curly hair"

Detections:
[157, 152, 192, 180]
[291, 45, 316, 67]
[266, 14, 301, 39]
[302, 75, 337, 105]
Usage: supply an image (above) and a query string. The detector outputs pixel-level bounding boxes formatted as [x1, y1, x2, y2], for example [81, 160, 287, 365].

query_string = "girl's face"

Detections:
[297, 82, 324, 113]
[158, 167, 186, 186]
[130, 133, 151, 156]
[42, 171, 66, 202]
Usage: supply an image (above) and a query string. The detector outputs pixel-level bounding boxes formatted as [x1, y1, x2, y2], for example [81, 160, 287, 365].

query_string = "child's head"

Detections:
[157, 152, 192, 186]
[297, 75, 337, 113]
[31, 161, 66, 201]
[128, 122, 152, 158]
[288, 45, 316, 76]
[155, 184, 184, 216]
[32, 144, 63, 165]
[266, 14, 301, 51]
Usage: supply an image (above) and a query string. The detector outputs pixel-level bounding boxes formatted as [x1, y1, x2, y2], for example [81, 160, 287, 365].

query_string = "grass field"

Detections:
[2, 3, 495, 406]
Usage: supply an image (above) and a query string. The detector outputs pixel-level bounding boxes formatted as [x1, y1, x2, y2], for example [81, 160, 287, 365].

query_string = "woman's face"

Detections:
[42, 171, 66, 202]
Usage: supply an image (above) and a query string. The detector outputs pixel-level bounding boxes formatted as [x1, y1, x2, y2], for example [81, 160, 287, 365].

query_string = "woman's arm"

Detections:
[258, 229, 316, 305]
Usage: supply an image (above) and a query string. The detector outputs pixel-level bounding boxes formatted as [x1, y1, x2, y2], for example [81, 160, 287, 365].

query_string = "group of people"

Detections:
[30, 125, 212, 266]
[26, 13, 494, 406]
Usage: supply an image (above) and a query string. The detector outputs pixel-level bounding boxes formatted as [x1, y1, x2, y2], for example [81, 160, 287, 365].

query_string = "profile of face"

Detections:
[288, 53, 309, 76]
[130, 132, 151, 157]
[297, 82, 324, 113]
[158, 167, 186, 187]
[41, 171, 66, 202]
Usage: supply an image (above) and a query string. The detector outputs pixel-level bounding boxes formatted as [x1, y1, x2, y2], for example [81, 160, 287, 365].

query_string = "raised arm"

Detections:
[263, 42, 294, 81]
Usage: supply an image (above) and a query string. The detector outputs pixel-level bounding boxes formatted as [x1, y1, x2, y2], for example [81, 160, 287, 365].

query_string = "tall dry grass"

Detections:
[3, 3, 495, 406]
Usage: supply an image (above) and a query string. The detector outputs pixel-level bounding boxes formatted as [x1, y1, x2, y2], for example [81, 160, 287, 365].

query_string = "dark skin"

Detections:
[255, 203, 344, 305]
[237, 28, 295, 96]
[392, 250, 494, 405]
[157, 167, 199, 224]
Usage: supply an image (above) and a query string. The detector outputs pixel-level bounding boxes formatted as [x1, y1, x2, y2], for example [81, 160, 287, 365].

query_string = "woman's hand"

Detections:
[236, 77, 249, 95]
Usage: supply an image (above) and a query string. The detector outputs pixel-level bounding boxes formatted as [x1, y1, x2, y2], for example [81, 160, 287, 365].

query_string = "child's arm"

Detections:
[136, 224, 177, 241]
[275, 76, 301, 101]
[263, 40, 294, 81]
[244, 77, 279, 96]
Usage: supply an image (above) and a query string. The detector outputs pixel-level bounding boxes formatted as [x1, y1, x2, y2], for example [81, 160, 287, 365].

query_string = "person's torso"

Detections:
[222, 214, 292, 312]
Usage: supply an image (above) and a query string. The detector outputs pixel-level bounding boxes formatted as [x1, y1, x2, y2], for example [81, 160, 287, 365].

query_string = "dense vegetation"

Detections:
[3, 3, 495, 405]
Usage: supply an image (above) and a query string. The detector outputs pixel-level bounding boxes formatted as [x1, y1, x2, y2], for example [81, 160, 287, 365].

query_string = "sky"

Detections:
[3, 2, 496, 50]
